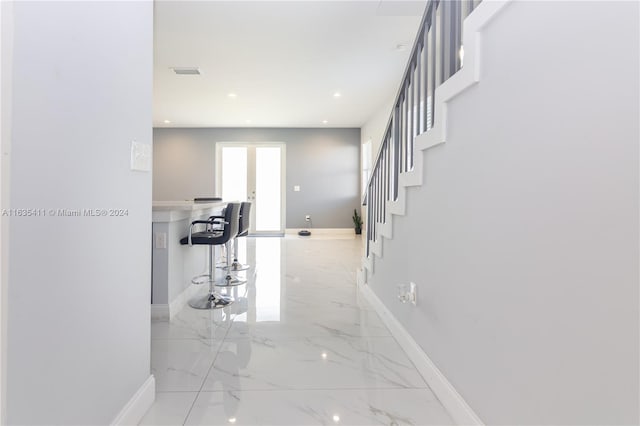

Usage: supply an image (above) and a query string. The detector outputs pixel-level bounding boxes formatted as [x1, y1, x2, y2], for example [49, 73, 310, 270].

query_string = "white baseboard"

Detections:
[358, 282, 483, 426]
[168, 283, 201, 320]
[356, 268, 366, 287]
[150, 304, 169, 321]
[152, 283, 202, 321]
[110, 375, 155, 426]
[285, 228, 356, 235]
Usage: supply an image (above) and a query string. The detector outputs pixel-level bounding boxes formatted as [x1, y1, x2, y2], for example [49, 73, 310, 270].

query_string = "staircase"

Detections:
[356, 2, 515, 423]
[359, 0, 512, 283]
[357, 0, 510, 425]
[357, 1, 639, 424]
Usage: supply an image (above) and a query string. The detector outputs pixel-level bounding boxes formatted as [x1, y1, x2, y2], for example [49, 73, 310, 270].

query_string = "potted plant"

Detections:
[352, 209, 363, 235]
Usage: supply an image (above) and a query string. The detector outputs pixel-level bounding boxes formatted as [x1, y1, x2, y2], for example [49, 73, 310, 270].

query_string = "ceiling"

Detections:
[153, 1, 426, 128]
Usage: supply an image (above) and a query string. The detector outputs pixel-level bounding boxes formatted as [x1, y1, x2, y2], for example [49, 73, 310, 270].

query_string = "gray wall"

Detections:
[153, 128, 361, 228]
[368, 1, 639, 424]
[7, 2, 152, 424]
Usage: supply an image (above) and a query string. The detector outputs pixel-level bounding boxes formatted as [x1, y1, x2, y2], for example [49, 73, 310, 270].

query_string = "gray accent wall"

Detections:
[153, 128, 361, 228]
[7, 2, 152, 424]
[367, 1, 639, 424]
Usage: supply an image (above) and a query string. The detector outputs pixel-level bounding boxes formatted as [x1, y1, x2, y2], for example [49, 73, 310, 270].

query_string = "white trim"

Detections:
[168, 283, 202, 320]
[150, 304, 170, 321]
[110, 375, 155, 426]
[369, 237, 382, 257]
[358, 282, 483, 426]
[285, 228, 355, 236]
[414, 0, 512, 154]
[355, 268, 366, 287]
[152, 282, 203, 321]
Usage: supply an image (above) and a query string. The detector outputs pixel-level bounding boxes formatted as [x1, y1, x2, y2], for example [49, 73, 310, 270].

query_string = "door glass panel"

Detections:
[255, 147, 281, 232]
[221, 147, 247, 202]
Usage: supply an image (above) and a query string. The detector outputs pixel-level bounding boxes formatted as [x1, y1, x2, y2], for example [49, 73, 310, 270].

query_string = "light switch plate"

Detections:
[155, 232, 167, 249]
[131, 141, 151, 172]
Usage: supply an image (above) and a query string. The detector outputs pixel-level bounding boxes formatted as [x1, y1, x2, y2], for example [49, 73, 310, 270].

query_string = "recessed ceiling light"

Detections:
[333, 92, 341, 98]
[228, 93, 237, 98]
[171, 67, 201, 75]
[332, 414, 340, 423]
[395, 43, 408, 51]
[163, 120, 171, 124]
[322, 120, 328, 124]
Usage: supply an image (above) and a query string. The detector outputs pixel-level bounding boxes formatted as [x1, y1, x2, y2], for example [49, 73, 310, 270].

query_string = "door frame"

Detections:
[215, 142, 287, 235]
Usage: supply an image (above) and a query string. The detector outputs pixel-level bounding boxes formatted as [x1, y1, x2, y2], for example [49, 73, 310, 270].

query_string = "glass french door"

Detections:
[216, 143, 285, 235]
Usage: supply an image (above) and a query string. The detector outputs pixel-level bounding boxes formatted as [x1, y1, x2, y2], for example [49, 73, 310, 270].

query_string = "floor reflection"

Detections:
[234, 237, 282, 324]
[145, 236, 454, 426]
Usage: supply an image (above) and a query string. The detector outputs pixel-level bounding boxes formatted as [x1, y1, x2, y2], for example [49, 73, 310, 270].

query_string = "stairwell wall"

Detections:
[367, 1, 639, 424]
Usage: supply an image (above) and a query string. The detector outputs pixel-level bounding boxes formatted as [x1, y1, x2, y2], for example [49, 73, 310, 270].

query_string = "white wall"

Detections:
[360, 95, 394, 160]
[0, 2, 12, 422]
[368, 1, 639, 424]
[360, 96, 394, 228]
[7, 2, 153, 424]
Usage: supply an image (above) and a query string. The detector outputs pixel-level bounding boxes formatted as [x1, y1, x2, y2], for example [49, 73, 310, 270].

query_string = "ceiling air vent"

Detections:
[171, 67, 201, 76]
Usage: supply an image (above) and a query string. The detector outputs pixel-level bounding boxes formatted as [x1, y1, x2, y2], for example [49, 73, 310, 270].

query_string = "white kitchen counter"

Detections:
[151, 200, 228, 319]
[152, 200, 227, 222]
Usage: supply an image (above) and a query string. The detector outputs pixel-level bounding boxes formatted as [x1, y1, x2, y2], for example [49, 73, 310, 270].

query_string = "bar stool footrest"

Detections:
[221, 262, 250, 272]
[191, 274, 211, 285]
[214, 275, 247, 287]
[188, 292, 234, 309]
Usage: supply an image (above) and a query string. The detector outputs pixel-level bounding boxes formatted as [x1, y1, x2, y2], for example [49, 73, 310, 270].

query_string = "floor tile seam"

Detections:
[268, 311, 381, 316]
[217, 337, 395, 347]
[150, 338, 229, 347]
[195, 385, 431, 393]
[182, 314, 236, 426]
[150, 336, 231, 341]
[219, 336, 393, 345]
[178, 392, 199, 426]
[221, 334, 400, 342]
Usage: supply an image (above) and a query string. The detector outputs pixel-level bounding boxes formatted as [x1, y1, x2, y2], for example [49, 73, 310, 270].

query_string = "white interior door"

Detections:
[217, 143, 285, 235]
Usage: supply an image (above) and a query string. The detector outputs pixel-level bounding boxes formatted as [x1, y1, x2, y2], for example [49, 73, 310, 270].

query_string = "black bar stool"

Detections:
[180, 202, 244, 309]
[218, 201, 252, 272]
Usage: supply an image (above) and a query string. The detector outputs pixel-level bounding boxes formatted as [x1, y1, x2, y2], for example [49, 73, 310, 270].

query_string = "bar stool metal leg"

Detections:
[215, 240, 247, 287]
[189, 245, 234, 309]
[191, 247, 212, 284]
[229, 238, 250, 271]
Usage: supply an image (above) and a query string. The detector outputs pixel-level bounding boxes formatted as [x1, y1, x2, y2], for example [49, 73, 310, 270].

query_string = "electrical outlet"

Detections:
[305, 215, 311, 221]
[397, 282, 417, 306]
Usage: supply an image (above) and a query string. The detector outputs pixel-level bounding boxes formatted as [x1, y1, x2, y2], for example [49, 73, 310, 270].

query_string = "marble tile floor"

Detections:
[142, 236, 453, 426]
